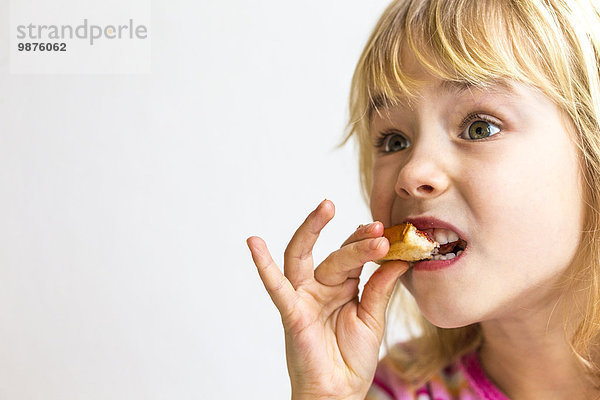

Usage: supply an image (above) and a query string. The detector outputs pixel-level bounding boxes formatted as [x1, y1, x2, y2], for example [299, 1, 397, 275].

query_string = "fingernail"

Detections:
[366, 222, 378, 233]
[370, 237, 385, 250]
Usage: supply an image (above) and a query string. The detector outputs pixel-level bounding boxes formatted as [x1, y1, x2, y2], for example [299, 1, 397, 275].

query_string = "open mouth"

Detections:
[421, 228, 468, 261]
[436, 238, 467, 255]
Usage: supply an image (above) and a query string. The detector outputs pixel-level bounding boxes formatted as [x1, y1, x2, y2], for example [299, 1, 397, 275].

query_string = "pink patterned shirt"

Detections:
[365, 345, 510, 400]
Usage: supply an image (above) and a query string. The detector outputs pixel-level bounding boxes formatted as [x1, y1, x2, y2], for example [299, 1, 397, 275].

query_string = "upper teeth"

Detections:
[423, 228, 460, 245]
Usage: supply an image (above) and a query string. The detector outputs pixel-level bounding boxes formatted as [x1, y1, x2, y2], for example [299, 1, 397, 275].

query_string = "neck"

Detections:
[478, 295, 599, 400]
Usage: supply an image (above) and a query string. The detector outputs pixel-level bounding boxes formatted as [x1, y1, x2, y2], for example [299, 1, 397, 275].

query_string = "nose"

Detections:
[395, 143, 450, 199]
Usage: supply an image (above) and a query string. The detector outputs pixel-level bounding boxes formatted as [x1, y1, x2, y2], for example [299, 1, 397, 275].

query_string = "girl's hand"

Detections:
[246, 199, 409, 400]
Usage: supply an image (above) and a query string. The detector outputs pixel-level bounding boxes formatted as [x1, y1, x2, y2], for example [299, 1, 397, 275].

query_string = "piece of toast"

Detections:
[374, 222, 439, 263]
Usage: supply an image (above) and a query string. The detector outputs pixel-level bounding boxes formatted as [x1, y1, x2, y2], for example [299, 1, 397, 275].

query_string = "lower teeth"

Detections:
[432, 250, 463, 261]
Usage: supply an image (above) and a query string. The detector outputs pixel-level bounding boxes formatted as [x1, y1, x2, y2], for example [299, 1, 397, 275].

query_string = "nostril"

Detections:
[418, 185, 434, 193]
[399, 185, 434, 197]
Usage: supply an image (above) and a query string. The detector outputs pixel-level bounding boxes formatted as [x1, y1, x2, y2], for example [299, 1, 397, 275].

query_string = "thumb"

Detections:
[357, 261, 409, 335]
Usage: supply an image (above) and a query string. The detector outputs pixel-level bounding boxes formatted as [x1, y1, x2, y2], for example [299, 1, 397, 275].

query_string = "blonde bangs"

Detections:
[364, 0, 568, 114]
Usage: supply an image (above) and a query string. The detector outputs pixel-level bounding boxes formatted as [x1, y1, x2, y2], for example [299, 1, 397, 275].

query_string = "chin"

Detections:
[416, 300, 484, 329]
[424, 316, 477, 329]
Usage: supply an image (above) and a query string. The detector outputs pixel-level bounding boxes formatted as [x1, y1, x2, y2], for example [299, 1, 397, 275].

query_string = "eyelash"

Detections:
[374, 113, 502, 153]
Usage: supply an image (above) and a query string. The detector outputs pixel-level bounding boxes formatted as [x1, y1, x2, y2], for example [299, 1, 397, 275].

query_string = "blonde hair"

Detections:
[337, 0, 600, 388]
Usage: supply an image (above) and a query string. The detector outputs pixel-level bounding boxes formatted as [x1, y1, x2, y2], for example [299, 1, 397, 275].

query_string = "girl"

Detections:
[246, 0, 600, 398]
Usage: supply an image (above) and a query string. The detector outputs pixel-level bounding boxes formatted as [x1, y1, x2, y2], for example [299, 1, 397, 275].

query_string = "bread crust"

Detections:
[374, 222, 439, 263]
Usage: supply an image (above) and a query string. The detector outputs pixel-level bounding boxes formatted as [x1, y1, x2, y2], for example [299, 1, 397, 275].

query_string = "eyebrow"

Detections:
[439, 79, 513, 96]
[368, 79, 513, 119]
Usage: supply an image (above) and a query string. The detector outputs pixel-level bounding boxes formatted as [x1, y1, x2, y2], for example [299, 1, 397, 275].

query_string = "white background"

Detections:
[0, 0, 399, 398]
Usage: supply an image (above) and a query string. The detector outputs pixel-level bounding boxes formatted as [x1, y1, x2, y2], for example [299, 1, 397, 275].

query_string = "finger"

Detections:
[247, 236, 297, 314]
[337, 222, 383, 281]
[340, 221, 383, 248]
[328, 222, 382, 282]
[357, 261, 409, 336]
[283, 199, 334, 288]
[314, 237, 389, 286]
[348, 266, 362, 279]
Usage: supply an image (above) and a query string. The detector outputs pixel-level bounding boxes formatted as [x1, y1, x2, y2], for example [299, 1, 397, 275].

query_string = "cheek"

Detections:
[465, 134, 583, 274]
[369, 164, 397, 222]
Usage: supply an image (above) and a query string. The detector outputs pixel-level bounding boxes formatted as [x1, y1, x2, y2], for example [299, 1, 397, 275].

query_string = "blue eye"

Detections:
[374, 132, 410, 153]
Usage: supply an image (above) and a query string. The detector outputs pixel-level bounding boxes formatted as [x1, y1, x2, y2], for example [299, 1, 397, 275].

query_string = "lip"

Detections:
[402, 216, 469, 272]
[411, 248, 467, 271]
